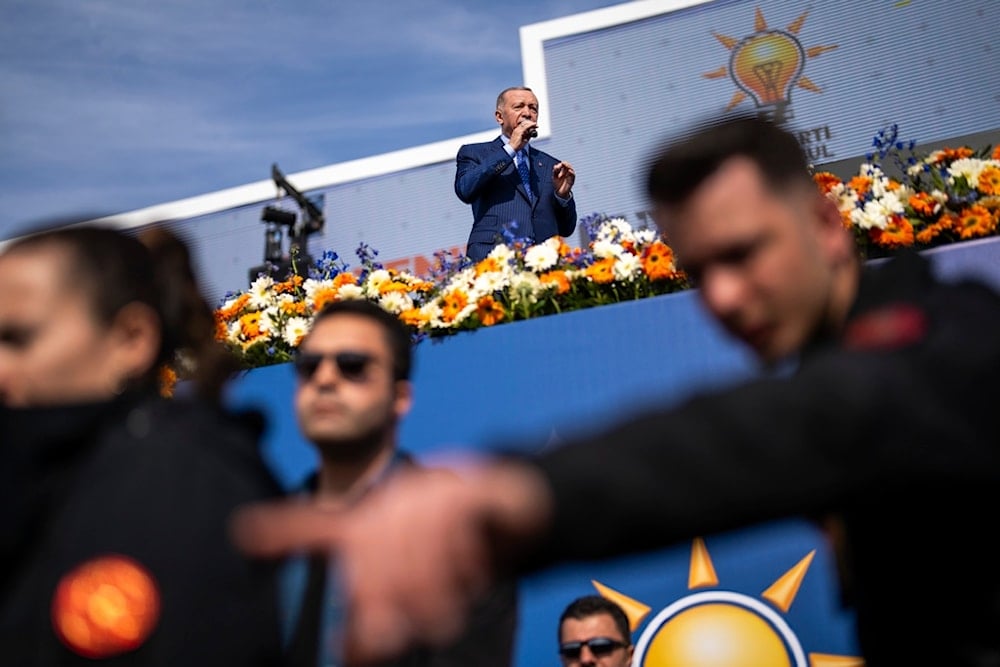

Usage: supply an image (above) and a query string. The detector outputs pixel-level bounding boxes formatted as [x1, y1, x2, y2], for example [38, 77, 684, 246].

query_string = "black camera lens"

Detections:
[260, 205, 296, 226]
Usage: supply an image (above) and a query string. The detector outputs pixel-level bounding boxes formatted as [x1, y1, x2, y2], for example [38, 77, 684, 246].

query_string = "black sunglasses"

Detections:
[293, 351, 375, 382]
[558, 637, 625, 660]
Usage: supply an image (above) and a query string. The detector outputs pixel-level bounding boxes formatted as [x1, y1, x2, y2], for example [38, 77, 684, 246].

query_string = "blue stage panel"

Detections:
[226, 237, 1000, 667]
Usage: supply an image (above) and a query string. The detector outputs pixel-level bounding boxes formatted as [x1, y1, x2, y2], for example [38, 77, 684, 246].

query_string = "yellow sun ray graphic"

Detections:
[702, 7, 838, 122]
[593, 539, 864, 666]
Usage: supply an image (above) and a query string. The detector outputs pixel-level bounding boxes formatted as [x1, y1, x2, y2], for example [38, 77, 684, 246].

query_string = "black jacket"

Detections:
[0, 392, 285, 665]
[528, 252, 1000, 666]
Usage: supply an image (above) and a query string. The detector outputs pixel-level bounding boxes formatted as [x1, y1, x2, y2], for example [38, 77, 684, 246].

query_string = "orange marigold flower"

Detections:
[280, 300, 308, 316]
[313, 287, 339, 311]
[540, 270, 571, 294]
[839, 209, 854, 230]
[908, 192, 940, 218]
[956, 204, 998, 240]
[641, 241, 676, 280]
[977, 165, 1000, 196]
[239, 312, 262, 339]
[214, 317, 228, 342]
[158, 365, 177, 398]
[379, 281, 410, 295]
[847, 175, 872, 196]
[275, 275, 303, 293]
[332, 272, 358, 289]
[217, 293, 250, 320]
[812, 171, 842, 194]
[411, 280, 435, 293]
[993, 146, 1000, 161]
[555, 238, 571, 257]
[399, 308, 429, 328]
[940, 147, 974, 162]
[916, 216, 952, 245]
[476, 295, 506, 326]
[868, 214, 914, 249]
[915, 227, 938, 245]
[440, 290, 469, 323]
[584, 257, 616, 284]
[620, 239, 636, 254]
[475, 257, 502, 276]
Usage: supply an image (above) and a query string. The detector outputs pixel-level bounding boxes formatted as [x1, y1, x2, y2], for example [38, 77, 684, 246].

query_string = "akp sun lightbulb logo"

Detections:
[591, 538, 865, 667]
[730, 30, 803, 123]
[703, 7, 838, 123]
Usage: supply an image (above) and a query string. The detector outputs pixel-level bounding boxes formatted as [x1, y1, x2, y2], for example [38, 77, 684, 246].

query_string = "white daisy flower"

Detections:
[259, 306, 281, 334]
[247, 275, 275, 310]
[362, 270, 392, 298]
[595, 217, 632, 244]
[282, 317, 311, 348]
[444, 267, 477, 291]
[614, 254, 642, 281]
[852, 198, 895, 230]
[337, 284, 365, 300]
[633, 228, 657, 245]
[419, 301, 442, 322]
[379, 291, 414, 314]
[473, 270, 510, 295]
[524, 242, 559, 272]
[947, 158, 998, 189]
[487, 244, 514, 264]
[302, 277, 334, 300]
[834, 191, 859, 214]
[592, 239, 623, 260]
[226, 320, 242, 344]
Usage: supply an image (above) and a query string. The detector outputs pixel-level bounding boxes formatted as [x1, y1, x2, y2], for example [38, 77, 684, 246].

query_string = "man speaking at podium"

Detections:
[455, 86, 577, 262]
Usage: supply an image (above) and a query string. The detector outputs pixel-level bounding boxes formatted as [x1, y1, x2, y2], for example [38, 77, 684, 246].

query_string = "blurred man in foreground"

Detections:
[235, 115, 1000, 667]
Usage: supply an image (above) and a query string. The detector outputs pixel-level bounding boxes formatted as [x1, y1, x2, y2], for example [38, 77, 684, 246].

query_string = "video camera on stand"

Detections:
[247, 163, 325, 285]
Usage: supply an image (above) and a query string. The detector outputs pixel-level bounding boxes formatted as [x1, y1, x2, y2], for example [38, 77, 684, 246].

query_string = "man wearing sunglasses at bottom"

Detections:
[282, 299, 518, 667]
[558, 596, 633, 667]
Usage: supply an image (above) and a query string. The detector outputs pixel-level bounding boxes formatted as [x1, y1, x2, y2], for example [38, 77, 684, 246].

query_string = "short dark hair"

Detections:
[305, 299, 413, 381]
[558, 595, 631, 645]
[496, 86, 534, 110]
[646, 114, 811, 207]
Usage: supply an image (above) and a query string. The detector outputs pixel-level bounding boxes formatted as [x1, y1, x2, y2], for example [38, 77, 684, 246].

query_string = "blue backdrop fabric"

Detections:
[226, 237, 1000, 666]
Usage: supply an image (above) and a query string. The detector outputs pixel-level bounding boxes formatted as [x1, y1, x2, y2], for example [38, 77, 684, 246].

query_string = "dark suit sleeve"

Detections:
[553, 190, 577, 237]
[455, 143, 512, 204]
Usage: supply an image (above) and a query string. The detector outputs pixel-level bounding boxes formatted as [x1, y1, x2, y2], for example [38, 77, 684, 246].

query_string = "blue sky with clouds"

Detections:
[0, 0, 625, 239]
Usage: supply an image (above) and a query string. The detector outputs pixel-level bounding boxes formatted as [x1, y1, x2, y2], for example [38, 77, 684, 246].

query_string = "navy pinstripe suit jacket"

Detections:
[455, 137, 577, 262]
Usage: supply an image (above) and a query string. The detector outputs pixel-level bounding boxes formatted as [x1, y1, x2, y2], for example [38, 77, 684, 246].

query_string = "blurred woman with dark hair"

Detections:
[0, 224, 284, 665]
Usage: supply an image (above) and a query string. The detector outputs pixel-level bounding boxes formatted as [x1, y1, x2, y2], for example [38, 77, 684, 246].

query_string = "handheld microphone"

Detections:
[527, 127, 538, 138]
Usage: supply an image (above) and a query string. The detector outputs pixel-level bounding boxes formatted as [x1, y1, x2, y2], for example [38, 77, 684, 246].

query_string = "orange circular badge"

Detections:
[51, 554, 161, 658]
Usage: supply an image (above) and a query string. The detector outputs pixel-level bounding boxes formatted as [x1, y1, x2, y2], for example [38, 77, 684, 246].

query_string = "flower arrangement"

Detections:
[215, 243, 435, 367]
[405, 215, 688, 337]
[813, 125, 1000, 257]
[214, 215, 689, 368]
[211, 127, 1000, 372]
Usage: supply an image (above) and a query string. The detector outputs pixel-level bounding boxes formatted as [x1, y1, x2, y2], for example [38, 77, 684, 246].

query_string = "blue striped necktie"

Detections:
[516, 150, 534, 201]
